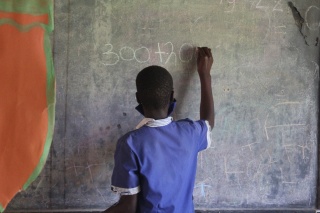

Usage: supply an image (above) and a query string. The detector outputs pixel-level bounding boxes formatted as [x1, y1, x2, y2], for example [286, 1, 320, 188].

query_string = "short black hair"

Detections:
[136, 65, 173, 110]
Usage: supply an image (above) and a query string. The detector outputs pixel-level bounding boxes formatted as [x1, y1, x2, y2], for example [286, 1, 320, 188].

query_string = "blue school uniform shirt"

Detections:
[111, 117, 211, 213]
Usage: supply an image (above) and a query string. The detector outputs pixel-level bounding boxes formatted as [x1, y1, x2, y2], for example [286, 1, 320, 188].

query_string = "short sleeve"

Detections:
[195, 120, 212, 152]
[111, 136, 140, 195]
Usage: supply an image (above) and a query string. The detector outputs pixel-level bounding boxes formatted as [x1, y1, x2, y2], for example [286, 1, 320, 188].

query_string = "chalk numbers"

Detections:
[101, 44, 119, 66]
[101, 42, 194, 66]
[219, 0, 285, 12]
[179, 43, 194, 63]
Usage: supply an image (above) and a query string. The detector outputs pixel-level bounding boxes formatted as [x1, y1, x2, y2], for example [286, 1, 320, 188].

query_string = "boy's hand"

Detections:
[197, 47, 213, 76]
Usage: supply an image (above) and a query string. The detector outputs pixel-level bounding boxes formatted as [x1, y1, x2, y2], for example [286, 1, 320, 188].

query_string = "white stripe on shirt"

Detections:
[136, 117, 173, 129]
[111, 185, 141, 195]
[204, 120, 212, 149]
[136, 117, 211, 149]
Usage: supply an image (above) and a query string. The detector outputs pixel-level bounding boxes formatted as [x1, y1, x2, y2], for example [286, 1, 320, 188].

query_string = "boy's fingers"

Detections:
[198, 47, 208, 58]
[203, 47, 211, 58]
[205, 48, 213, 62]
[207, 48, 212, 56]
[201, 47, 209, 57]
[207, 48, 213, 59]
[197, 47, 204, 56]
[197, 47, 213, 62]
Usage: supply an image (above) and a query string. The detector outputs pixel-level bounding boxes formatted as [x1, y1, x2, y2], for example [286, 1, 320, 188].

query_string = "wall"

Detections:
[6, 0, 320, 211]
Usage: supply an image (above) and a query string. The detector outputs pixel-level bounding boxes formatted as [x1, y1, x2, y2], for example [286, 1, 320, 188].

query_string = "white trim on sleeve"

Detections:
[205, 120, 212, 149]
[111, 185, 141, 195]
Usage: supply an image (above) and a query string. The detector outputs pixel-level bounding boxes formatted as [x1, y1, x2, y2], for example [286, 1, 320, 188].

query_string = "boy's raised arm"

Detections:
[197, 47, 214, 129]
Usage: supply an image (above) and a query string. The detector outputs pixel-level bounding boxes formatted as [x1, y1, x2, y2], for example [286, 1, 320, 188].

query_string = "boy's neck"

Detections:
[143, 108, 168, 120]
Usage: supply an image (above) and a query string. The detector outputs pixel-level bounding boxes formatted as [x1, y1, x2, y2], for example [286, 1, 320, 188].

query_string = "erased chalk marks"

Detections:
[196, 94, 316, 205]
[224, 157, 244, 180]
[311, 61, 319, 79]
[264, 102, 305, 141]
[241, 142, 259, 152]
[274, 25, 286, 35]
[194, 181, 212, 203]
[297, 142, 311, 160]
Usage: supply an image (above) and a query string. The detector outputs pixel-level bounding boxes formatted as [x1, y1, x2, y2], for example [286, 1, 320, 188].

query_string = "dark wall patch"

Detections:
[288, 1, 309, 46]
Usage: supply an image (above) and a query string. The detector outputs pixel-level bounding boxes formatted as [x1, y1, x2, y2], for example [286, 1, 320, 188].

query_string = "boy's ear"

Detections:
[170, 91, 174, 102]
[136, 92, 141, 104]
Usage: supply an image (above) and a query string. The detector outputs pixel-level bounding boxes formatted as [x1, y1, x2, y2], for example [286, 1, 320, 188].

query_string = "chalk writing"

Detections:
[264, 102, 305, 140]
[220, 0, 285, 13]
[135, 47, 150, 63]
[119, 46, 135, 61]
[221, 0, 236, 13]
[297, 142, 311, 160]
[224, 157, 244, 179]
[101, 42, 194, 66]
[194, 182, 212, 198]
[273, 0, 283, 12]
[305, 5, 320, 30]
[274, 25, 286, 34]
[256, 0, 269, 10]
[101, 44, 119, 66]
[311, 61, 319, 79]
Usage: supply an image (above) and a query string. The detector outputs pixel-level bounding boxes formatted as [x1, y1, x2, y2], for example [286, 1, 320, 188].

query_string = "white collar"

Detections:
[135, 117, 173, 129]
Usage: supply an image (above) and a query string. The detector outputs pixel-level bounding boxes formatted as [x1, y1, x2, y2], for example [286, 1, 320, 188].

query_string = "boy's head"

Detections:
[136, 65, 173, 111]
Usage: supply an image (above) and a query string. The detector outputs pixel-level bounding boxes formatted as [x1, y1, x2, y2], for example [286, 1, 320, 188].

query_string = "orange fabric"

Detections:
[0, 23, 48, 207]
[0, 11, 48, 25]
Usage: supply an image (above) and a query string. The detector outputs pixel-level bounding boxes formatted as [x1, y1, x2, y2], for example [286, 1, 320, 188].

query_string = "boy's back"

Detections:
[112, 118, 211, 212]
[104, 47, 214, 213]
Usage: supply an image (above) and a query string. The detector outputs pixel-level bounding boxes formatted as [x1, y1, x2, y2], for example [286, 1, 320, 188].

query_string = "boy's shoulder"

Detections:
[116, 126, 149, 145]
[176, 118, 197, 124]
[117, 129, 137, 142]
[117, 118, 207, 142]
[175, 118, 208, 128]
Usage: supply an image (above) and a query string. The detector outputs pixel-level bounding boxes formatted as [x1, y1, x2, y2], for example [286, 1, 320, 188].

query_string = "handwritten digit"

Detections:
[305, 5, 320, 30]
[179, 43, 194, 63]
[119, 46, 135, 61]
[134, 47, 150, 63]
[101, 44, 119, 66]
[164, 42, 177, 65]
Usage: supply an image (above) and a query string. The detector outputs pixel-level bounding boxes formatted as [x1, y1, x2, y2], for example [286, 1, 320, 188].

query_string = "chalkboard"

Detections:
[6, 0, 320, 212]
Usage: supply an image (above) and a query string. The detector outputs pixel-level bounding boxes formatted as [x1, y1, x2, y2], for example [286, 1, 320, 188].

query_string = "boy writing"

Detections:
[104, 47, 214, 213]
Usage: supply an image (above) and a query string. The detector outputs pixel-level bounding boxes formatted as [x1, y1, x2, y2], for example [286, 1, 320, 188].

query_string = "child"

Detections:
[104, 47, 214, 213]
